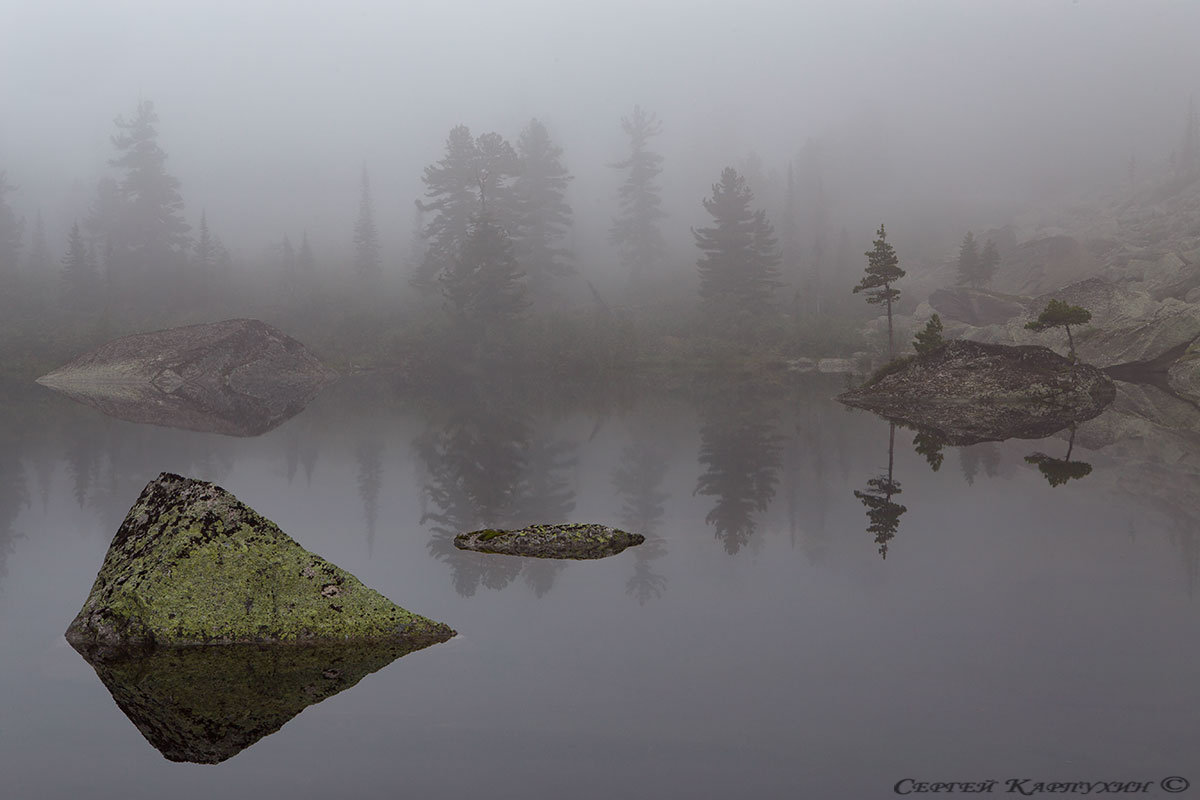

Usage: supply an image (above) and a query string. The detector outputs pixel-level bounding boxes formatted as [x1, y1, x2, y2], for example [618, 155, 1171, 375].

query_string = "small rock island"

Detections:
[454, 523, 645, 559]
[36, 319, 337, 436]
[66, 473, 454, 651]
[838, 340, 1116, 443]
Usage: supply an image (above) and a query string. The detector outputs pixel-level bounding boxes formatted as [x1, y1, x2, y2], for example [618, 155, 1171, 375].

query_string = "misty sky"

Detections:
[3, 0, 1199, 259]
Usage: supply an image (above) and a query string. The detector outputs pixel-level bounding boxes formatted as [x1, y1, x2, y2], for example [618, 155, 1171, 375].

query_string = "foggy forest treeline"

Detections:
[1, 95, 1198, 379]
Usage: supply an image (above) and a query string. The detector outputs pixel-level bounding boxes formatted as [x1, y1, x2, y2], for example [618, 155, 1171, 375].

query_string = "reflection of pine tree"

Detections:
[355, 439, 384, 555]
[694, 387, 784, 555]
[912, 428, 946, 472]
[613, 432, 670, 603]
[854, 423, 907, 559]
[1024, 426, 1092, 488]
[522, 559, 566, 599]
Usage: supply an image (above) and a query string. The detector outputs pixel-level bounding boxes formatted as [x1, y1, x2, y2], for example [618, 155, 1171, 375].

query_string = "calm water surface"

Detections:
[0, 371, 1197, 799]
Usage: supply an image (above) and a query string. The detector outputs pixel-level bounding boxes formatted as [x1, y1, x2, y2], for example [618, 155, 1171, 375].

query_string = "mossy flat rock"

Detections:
[454, 524, 645, 559]
[72, 641, 423, 764]
[66, 473, 454, 648]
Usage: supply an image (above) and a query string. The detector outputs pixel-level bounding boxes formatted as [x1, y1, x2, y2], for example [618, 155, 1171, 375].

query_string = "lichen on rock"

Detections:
[454, 523, 645, 559]
[65, 473, 454, 649]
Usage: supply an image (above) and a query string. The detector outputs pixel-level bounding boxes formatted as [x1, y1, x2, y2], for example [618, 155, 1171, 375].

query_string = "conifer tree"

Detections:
[694, 167, 780, 324]
[415, 126, 519, 291]
[60, 222, 95, 311]
[912, 314, 944, 356]
[853, 224, 905, 358]
[108, 101, 190, 280]
[297, 230, 316, 277]
[0, 172, 24, 278]
[610, 106, 666, 281]
[956, 230, 980, 287]
[353, 166, 381, 284]
[26, 212, 51, 277]
[194, 212, 216, 277]
[1025, 299, 1091, 362]
[512, 118, 574, 292]
[440, 212, 527, 344]
[978, 238, 1000, 287]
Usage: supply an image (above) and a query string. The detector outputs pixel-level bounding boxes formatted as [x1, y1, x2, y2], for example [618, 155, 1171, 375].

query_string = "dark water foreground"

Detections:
[0, 370, 1197, 798]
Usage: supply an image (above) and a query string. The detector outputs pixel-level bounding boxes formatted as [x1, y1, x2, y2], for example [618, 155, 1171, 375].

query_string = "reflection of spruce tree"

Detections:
[63, 419, 103, 507]
[0, 448, 29, 588]
[694, 387, 784, 555]
[355, 439, 384, 556]
[959, 445, 981, 486]
[1024, 425, 1092, 488]
[613, 432, 670, 603]
[414, 382, 576, 597]
[854, 423, 907, 559]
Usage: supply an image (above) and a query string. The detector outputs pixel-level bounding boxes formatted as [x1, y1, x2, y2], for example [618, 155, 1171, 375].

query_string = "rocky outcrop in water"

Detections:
[838, 340, 1115, 445]
[66, 473, 455, 649]
[71, 641, 423, 764]
[36, 319, 337, 436]
[454, 524, 645, 559]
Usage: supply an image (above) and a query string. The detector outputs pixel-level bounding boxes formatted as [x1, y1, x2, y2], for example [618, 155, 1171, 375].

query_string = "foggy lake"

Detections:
[4, 0, 1200, 796]
[1, 370, 1197, 798]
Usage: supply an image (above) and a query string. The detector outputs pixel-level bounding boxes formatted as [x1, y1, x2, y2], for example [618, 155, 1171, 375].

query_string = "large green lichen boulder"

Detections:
[65, 473, 454, 648]
[454, 523, 645, 559]
[72, 641, 422, 764]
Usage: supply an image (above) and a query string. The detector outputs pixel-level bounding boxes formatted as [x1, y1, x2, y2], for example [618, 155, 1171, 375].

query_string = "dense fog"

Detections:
[2, 0, 1200, 369]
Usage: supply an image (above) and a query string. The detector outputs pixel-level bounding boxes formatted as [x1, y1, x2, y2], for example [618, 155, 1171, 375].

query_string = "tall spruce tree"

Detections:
[26, 212, 51, 277]
[193, 212, 216, 278]
[0, 172, 24, 278]
[978, 238, 1000, 287]
[956, 231, 980, 287]
[853, 224, 905, 358]
[353, 166, 382, 284]
[512, 118, 573, 292]
[60, 222, 95, 311]
[610, 106, 666, 281]
[694, 167, 781, 325]
[108, 100, 190, 285]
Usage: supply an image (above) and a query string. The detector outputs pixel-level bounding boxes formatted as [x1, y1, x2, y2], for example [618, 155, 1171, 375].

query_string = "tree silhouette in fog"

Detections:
[0, 172, 24, 279]
[854, 423, 907, 559]
[512, 118, 574, 295]
[353, 166, 381, 285]
[694, 167, 781, 329]
[105, 100, 191, 299]
[610, 106, 666, 282]
[613, 431, 670, 603]
[439, 212, 528, 352]
[853, 224, 905, 359]
[694, 385, 784, 555]
[415, 126, 521, 292]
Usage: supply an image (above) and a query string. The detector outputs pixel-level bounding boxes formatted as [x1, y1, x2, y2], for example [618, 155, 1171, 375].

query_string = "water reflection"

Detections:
[1024, 425, 1093, 487]
[693, 383, 784, 554]
[413, 373, 578, 596]
[853, 423, 907, 559]
[612, 426, 670, 603]
[71, 641, 436, 764]
[356, 438, 384, 555]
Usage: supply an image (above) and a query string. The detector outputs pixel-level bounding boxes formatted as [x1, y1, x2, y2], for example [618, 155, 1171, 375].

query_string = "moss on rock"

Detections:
[65, 473, 454, 648]
[454, 523, 645, 559]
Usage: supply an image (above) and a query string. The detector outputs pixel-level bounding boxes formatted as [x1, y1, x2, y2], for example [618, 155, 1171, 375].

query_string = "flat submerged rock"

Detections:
[839, 340, 1116, 445]
[454, 523, 645, 559]
[66, 473, 454, 649]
